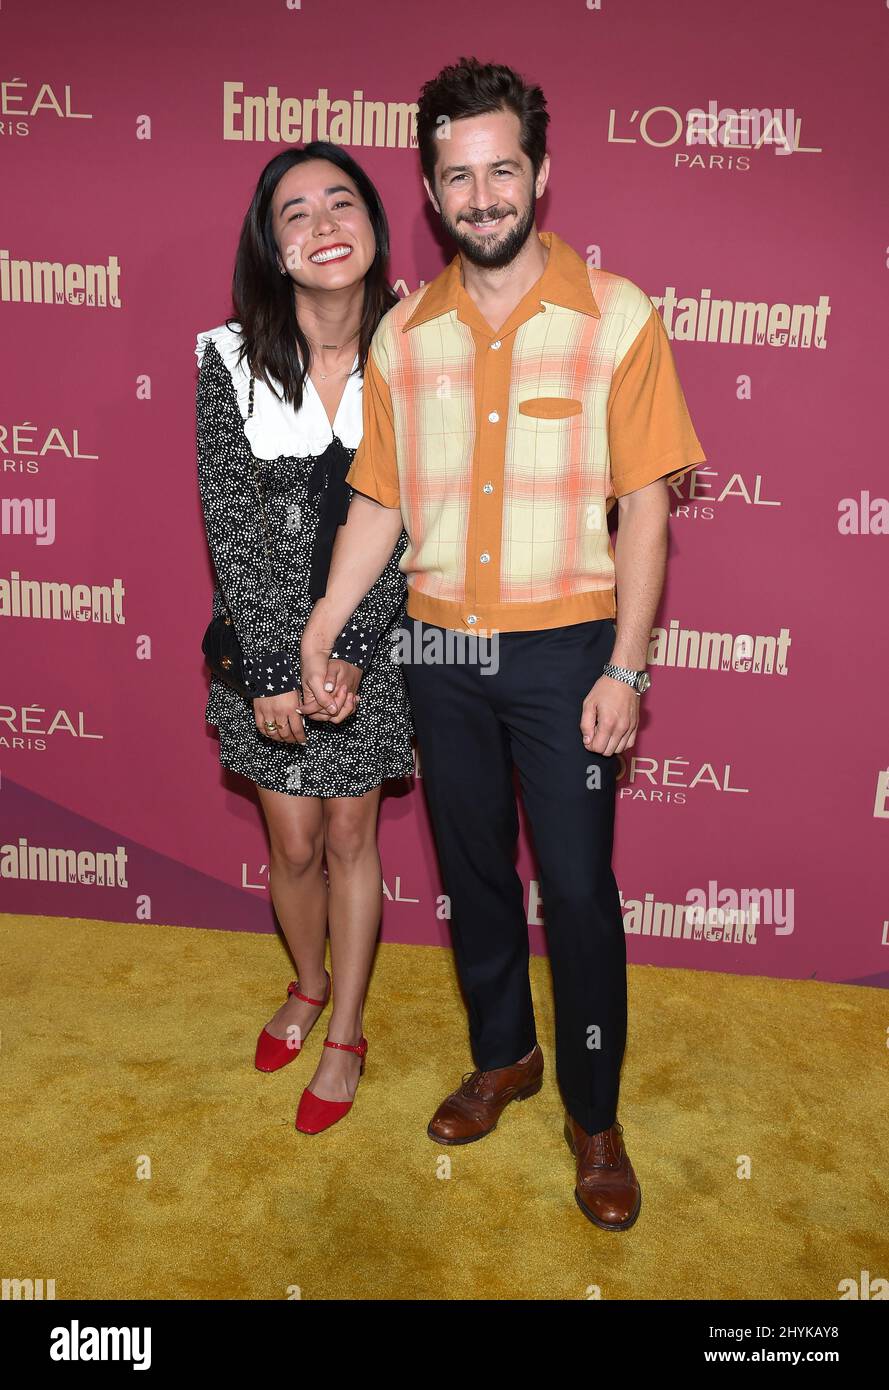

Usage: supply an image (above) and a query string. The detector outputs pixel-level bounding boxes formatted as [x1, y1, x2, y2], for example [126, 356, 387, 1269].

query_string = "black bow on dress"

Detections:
[306, 434, 353, 603]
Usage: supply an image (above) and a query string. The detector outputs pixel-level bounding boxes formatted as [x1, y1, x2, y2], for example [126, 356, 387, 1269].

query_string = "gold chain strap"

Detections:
[247, 372, 274, 575]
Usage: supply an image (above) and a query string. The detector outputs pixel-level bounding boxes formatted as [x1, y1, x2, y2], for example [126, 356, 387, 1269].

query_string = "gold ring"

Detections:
[264, 720, 278, 731]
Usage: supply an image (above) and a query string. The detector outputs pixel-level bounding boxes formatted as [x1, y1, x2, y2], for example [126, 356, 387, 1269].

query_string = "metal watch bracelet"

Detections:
[602, 661, 651, 695]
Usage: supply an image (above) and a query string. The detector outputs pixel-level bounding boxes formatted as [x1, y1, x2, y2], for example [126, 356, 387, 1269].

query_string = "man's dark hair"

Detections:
[415, 57, 549, 190]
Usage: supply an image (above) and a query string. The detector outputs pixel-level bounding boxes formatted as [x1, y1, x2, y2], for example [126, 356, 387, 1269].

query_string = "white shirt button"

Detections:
[488, 411, 499, 424]
[466, 614, 478, 625]
[491, 340, 502, 350]
[479, 552, 490, 563]
[483, 482, 494, 493]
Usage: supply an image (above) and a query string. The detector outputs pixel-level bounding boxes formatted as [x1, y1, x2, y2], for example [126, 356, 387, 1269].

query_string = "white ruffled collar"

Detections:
[194, 320, 362, 459]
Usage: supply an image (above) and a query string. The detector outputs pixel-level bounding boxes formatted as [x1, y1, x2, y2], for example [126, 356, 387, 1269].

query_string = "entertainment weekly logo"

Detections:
[652, 287, 830, 350]
[0, 250, 121, 308]
[1, 836, 129, 887]
[222, 82, 417, 147]
[607, 100, 822, 167]
[0, 570, 126, 623]
[647, 621, 791, 676]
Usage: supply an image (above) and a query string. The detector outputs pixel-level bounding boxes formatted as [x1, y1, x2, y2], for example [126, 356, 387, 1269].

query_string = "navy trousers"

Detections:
[398, 617, 628, 1136]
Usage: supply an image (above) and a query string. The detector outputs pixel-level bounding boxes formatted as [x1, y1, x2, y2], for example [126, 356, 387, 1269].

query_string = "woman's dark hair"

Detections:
[416, 57, 549, 192]
[228, 141, 397, 410]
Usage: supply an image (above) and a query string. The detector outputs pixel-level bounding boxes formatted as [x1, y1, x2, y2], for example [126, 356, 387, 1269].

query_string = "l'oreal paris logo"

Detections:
[608, 102, 821, 156]
[0, 79, 91, 120]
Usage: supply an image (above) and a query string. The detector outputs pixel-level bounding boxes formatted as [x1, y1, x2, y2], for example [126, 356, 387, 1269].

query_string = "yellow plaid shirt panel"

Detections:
[347, 230, 706, 634]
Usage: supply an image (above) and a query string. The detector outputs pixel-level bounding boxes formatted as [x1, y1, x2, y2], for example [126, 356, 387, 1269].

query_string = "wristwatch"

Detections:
[603, 662, 651, 695]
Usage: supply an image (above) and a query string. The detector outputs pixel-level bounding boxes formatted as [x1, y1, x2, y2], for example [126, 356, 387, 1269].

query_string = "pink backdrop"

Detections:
[2, 0, 887, 987]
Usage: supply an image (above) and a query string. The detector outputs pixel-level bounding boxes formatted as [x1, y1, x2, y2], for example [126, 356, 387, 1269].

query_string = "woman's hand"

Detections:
[253, 691, 306, 745]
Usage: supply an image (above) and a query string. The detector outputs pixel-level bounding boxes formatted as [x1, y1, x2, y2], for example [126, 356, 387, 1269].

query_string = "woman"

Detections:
[195, 142, 414, 1135]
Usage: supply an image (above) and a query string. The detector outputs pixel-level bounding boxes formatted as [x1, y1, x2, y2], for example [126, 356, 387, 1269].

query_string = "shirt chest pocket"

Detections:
[510, 397, 584, 484]
[515, 396, 583, 429]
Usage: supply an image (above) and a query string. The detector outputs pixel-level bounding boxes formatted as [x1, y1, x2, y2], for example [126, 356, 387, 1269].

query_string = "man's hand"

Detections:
[580, 674, 640, 756]
[297, 495, 402, 721]
[300, 654, 362, 723]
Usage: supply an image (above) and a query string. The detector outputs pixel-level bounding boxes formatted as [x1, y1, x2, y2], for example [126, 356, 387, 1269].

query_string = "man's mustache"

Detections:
[461, 208, 514, 223]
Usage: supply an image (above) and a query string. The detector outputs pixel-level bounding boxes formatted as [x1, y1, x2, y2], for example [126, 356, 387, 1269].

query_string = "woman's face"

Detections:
[272, 159, 376, 291]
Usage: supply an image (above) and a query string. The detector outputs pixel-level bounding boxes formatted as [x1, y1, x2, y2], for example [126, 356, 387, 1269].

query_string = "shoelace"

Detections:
[460, 1069, 491, 1098]
[585, 1120, 625, 1169]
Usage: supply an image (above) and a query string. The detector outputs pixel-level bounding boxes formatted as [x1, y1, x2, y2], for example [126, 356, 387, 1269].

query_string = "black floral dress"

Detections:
[195, 336, 415, 797]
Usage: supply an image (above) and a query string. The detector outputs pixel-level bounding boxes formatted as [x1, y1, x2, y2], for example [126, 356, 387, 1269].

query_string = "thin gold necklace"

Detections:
[305, 331, 359, 380]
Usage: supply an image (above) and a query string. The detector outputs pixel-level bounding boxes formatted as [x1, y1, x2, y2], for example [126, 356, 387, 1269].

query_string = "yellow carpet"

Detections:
[1, 912, 885, 1300]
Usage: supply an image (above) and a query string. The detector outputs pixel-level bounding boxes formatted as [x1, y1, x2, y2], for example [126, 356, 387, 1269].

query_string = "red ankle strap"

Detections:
[287, 969, 330, 1007]
[323, 1036, 367, 1058]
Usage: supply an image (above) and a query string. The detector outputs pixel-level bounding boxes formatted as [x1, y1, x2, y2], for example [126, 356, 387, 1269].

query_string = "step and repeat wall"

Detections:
[2, 0, 886, 987]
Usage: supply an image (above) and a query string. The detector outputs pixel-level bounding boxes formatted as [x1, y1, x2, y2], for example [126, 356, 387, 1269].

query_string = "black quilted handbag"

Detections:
[202, 608, 252, 698]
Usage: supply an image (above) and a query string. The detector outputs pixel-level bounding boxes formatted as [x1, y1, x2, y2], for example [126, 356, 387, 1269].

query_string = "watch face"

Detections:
[637, 673, 651, 692]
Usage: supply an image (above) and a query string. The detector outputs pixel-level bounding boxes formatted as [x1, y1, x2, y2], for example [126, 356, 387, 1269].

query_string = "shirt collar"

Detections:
[402, 229, 600, 334]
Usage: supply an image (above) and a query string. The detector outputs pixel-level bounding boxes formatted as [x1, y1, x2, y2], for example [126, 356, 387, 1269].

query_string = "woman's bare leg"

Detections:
[304, 785, 384, 1102]
[256, 786, 330, 1046]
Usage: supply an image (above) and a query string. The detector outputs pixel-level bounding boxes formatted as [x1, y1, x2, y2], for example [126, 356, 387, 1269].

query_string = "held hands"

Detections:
[297, 616, 363, 724]
[252, 660, 362, 746]
[580, 673, 641, 757]
[303, 656, 362, 721]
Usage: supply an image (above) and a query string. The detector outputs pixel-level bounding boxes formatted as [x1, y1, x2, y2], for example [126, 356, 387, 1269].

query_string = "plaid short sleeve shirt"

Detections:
[346, 229, 706, 635]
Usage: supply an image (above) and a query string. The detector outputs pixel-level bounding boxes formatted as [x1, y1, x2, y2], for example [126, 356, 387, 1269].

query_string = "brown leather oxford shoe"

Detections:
[427, 1044, 544, 1144]
[564, 1115, 642, 1231]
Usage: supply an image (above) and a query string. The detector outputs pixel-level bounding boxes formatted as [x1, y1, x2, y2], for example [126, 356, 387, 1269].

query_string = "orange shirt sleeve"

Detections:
[346, 338, 401, 508]
[607, 303, 706, 498]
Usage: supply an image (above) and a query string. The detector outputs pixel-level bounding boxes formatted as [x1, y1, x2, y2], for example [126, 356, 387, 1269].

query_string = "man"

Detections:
[300, 57, 706, 1231]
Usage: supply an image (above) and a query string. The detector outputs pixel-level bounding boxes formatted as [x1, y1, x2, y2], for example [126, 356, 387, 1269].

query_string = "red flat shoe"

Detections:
[294, 1036, 368, 1134]
[254, 970, 331, 1073]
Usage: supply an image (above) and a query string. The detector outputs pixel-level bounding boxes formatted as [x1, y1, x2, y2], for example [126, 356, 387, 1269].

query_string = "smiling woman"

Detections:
[194, 142, 415, 1137]
[230, 145, 397, 411]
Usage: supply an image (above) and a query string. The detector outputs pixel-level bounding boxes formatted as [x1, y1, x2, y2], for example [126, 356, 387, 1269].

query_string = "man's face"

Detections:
[424, 108, 549, 270]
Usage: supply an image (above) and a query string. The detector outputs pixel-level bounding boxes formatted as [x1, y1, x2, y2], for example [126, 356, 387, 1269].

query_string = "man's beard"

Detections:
[443, 194, 537, 270]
